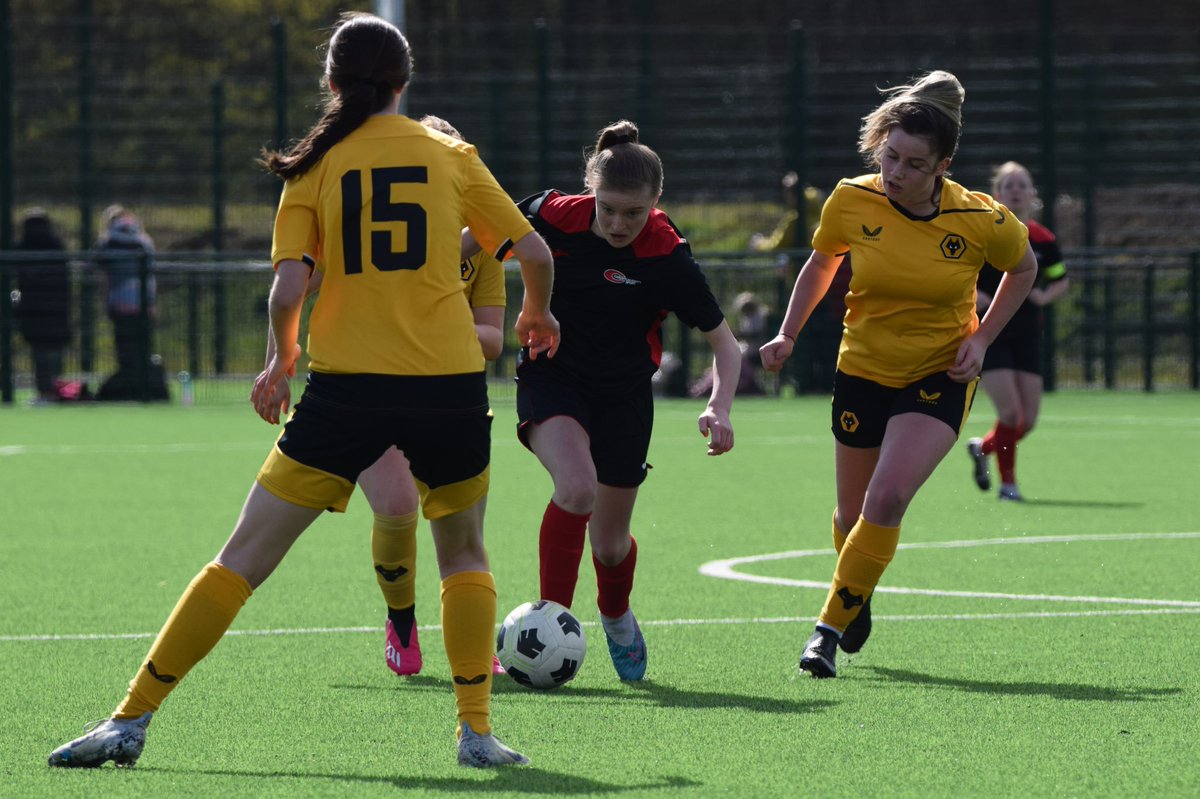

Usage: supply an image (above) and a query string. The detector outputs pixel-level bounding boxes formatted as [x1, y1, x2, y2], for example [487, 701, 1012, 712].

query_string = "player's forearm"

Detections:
[512, 232, 554, 312]
[267, 261, 308, 366]
[977, 249, 1037, 344]
[704, 321, 741, 415]
[778, 252, 841, 338]
[476, 326, 504, 360]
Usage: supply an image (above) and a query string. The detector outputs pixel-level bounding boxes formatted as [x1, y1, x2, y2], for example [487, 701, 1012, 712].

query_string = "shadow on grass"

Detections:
[1012, 498, 1145, 509]
[619, 679, 836, 715]
[139, 765, 701, 794]
[863, 666, 1181, 701]
[333, 675, 835, 715]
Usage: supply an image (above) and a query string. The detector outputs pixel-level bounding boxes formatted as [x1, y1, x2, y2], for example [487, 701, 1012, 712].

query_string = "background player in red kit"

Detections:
[515, 119, 741, 681]
[966, 161, 1070, 501]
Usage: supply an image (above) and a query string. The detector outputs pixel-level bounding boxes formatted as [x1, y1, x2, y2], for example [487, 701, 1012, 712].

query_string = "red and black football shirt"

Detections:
[977, 218, 1066, 331]
[516, 190, 725, 394]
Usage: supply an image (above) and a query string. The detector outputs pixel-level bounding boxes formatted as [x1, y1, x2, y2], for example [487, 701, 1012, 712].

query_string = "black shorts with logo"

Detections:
[516, 374, 653, 488]
[831, 369, 978, 448]
[258, 371, 492, 517]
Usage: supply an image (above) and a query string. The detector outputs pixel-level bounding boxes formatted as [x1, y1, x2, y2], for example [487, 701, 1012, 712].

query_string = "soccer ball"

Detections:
[496, 600, 586, 690]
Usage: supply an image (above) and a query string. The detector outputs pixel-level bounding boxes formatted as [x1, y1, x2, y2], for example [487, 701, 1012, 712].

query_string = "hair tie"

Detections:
[611, 133, 635, 145]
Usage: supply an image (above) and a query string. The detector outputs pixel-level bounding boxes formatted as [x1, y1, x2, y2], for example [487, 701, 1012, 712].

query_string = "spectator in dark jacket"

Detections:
[13, 208, 71, 403]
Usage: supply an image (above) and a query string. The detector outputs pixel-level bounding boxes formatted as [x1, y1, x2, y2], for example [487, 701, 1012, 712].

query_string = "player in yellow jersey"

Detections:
[364, 241, 512, 674]
[759, 71, 1037, 678]
[362, 243, 511, 679]
[48, 13, 558, 770]
[253, 115, 511, 680]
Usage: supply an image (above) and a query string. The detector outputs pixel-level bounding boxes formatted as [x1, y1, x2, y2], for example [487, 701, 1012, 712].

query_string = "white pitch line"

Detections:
[4, 535, 1197, 644]
[6, 606, 1200, 644]
[0, 442, 266, 456]
[699, 531, 1200, 608]
[0, 439, 528, 457]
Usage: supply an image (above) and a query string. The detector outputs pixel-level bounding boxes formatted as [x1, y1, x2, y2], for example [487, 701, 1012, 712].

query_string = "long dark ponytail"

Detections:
[261, 12, 413, 180]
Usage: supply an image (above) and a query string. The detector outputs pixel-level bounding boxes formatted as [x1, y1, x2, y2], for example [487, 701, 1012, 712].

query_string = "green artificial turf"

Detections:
[1, 391, 1197, 797]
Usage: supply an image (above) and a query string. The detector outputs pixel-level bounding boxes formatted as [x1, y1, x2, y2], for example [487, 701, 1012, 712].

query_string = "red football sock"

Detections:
[539, 500, 590, 608]
[595, 536, 638, 619]
[980, 423, 999, 455]
[993, 422, 1021, 484]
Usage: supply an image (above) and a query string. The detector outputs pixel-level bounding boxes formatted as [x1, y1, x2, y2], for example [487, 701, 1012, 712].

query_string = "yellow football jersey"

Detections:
[272, 114, 532, 376]
[462, 250, 505, 308]
[813, 174, 1029, 387]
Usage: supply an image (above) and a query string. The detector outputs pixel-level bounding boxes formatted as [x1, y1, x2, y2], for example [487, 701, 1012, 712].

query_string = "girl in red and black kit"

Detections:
[967, 161, 1070, 500]
[515, 119, 741, 681]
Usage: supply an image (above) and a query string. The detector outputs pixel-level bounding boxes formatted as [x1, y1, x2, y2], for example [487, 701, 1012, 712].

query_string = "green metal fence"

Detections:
[2, 250, 1197, 406]
[2, 3, 1199, 403]
[3, 5, 1200, 254]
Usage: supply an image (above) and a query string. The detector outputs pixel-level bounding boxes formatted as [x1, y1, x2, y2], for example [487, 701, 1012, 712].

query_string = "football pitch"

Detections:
[2, 390, 1198, 798]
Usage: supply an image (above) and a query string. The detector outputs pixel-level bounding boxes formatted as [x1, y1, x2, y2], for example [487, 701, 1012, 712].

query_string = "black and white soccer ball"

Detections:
[496, 600, 586, 690]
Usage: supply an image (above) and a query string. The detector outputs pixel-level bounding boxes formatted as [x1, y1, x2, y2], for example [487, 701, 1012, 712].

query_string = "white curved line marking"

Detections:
[699, 532, 1200, 608]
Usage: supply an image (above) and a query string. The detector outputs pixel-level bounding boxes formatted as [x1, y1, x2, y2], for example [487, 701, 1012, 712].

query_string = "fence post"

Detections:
[213, 268, 227, 375]
[636, 3, 655, 138]
[535, 19, 550, 190]
[272, 17, 287, 205]
[488, 63, 511, 190]
[0, 0, 12, 253]
[1103, 265, 1115, 389]
[786, 21, 807, 198]
[1191, 251, 1199, 390]
[212, 81, 225, 252]
[1141, 261, 1155, 392]
[0, 260, 10, 403]
[0, 0, 10, 402]
[1081, 259, 1095, 384]
[79, 257, 95, 375]
[1043, 302, 1057, 392]
[1082, 64, 1097, 248]
[137, 251, 151, 402]
[272, 18, 286, 147]
[77, 0, 94, 251]
[1038, 0, 1056, 232]
[187, 268, 200, 375]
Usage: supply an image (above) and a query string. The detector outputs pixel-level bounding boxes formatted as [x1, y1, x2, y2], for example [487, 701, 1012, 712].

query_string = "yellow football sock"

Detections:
[114, 561, 252, 718]
[372, 511, 419, 612]
[832, 508, 848, 554]
[441, 570, 496, 736]
[818, 516, 899, 633]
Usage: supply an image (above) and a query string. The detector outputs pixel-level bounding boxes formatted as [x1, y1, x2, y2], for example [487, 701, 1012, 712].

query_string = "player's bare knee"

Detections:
[552, 476, 596, 515]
